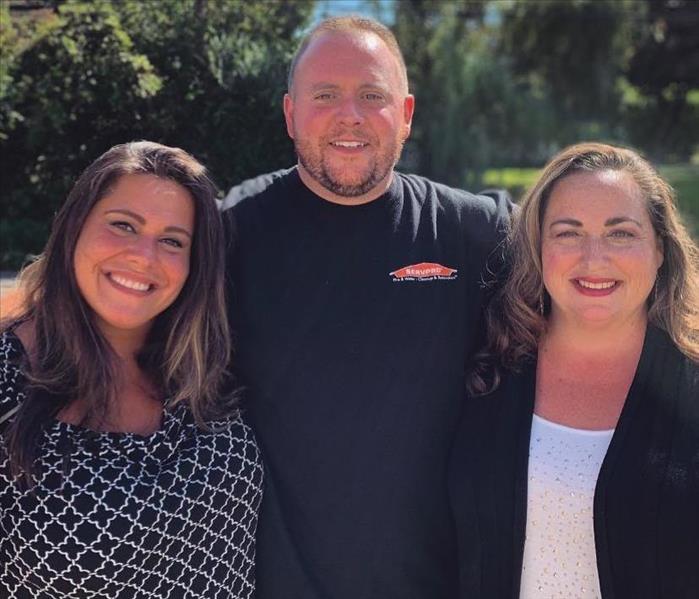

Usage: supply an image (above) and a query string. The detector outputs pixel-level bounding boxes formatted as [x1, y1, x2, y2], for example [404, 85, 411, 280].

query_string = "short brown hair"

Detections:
[287, 15, 409, 94]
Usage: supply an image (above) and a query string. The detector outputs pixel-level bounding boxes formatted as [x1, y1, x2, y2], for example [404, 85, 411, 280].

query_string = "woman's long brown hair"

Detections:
[2, 141, 233, 485]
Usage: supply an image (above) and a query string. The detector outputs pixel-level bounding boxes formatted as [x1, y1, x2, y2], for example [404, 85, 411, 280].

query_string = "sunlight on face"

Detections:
[541, 169, 663, 328]
[284, 30, 413, 202]
[74, 174, 194, 342]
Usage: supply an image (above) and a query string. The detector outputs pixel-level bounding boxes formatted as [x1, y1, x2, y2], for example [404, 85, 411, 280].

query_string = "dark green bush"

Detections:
[0, 0, 313, 270]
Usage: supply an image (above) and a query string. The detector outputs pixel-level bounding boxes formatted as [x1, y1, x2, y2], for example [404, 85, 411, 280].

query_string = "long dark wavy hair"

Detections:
[2, 141, 233, 483]
[468, 142, 699, 395]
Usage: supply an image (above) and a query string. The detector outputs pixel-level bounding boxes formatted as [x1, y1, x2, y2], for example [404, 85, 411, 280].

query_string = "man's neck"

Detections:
[296, 163, 394, 206]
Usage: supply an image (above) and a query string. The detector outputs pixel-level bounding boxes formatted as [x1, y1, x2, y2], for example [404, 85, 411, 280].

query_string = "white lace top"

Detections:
[0, 331, 263, 598]
[519, 414, 614, 599]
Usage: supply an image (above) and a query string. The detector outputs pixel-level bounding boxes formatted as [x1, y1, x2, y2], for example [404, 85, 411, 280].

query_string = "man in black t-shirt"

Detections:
[221, 16, 511, 599]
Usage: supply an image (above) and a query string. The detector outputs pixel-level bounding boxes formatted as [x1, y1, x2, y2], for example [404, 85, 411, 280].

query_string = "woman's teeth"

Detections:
[110, 274, 150, 291]
[577, 279, 616, 290]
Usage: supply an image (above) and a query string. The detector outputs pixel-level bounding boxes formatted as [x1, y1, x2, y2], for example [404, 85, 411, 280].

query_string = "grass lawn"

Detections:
[483, 164, 699, 240]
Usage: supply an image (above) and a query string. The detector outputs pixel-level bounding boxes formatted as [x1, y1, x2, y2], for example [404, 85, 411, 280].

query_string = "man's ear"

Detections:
[283, 93, 294, 140]
[402, 94, 415, 140]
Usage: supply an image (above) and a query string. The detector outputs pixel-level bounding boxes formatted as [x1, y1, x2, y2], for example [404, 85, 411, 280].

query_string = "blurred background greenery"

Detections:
[1, 0, 697, 270]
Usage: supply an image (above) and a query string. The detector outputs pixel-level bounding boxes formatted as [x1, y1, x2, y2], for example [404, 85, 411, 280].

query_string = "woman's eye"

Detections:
[160, 237, 184, 249]
[555, 230, 579, 238]
[609, 229, 634, 239]
[110, 221, 135, 233]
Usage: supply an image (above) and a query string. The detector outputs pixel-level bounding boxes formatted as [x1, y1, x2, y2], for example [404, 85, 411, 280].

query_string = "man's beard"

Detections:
[294, 135, 403, 197]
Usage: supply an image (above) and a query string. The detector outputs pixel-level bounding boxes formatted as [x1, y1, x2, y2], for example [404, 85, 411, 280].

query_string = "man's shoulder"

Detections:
[220, 167, 297, 213]
[396, 172, 514, 229]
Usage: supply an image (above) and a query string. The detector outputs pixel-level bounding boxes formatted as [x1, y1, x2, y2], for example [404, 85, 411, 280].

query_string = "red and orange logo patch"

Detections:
[389, 262, 458, 282]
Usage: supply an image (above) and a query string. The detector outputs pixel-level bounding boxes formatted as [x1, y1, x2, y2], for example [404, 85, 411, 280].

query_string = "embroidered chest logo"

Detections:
[389, 262, 458, 282]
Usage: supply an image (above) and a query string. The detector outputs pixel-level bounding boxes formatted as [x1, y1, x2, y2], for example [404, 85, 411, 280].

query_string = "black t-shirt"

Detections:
[222, 168, 510, 599]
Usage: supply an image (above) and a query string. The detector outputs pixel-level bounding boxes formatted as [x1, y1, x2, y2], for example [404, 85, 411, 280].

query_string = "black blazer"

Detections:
[449, 326, 699, 599]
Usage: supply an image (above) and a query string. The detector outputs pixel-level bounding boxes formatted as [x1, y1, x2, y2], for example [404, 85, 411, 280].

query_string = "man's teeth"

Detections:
[578, 279, 616, 290]
[110, 274, 150, 291]
[331, 141, 366, 147]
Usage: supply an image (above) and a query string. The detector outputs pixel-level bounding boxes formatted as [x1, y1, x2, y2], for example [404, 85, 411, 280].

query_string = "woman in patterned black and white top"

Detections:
[0, 142, 263, 598]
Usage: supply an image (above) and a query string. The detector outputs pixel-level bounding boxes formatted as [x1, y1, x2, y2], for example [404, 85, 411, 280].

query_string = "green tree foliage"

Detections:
[1, 1, 162, 269]
[501, 0, 627, 123]
[622, 0, 699, 160]
[0, 2, 20, 142]
[0, 0, 313, 270]
[113, 0, 313, 187]
[395, 0, 560, 185]
[499, 0, 698, 162]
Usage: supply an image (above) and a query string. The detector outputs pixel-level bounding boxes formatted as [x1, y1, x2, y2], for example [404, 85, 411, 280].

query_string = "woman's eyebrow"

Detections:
[604, 216, 642, 227]
[549, 218, 582, 228]
[105, 208, 144, 223]
[548, 216, 644, 228]
[104, 208, 192, 238]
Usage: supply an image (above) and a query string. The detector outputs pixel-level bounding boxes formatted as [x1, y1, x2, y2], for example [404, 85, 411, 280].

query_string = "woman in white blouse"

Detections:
[450, 142, 699, 599]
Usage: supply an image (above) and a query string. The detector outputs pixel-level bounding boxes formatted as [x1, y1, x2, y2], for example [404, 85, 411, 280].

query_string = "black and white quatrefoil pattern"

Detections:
[0, 331, 263, 598]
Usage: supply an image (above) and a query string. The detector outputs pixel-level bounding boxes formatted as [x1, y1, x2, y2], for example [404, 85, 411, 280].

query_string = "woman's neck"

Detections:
[15, 317, 162, 435]
[542, 313, 648, 360]
[535, 314, 648, 430]
[99, 324, 148, 363]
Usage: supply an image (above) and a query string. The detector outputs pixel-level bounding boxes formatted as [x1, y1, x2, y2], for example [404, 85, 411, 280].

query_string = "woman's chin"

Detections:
[549, 303, 613, 327]
[555, 305, 649, 330]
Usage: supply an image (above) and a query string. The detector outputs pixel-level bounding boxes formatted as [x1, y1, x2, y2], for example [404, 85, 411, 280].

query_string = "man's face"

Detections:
[284, 31, 414, 202]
